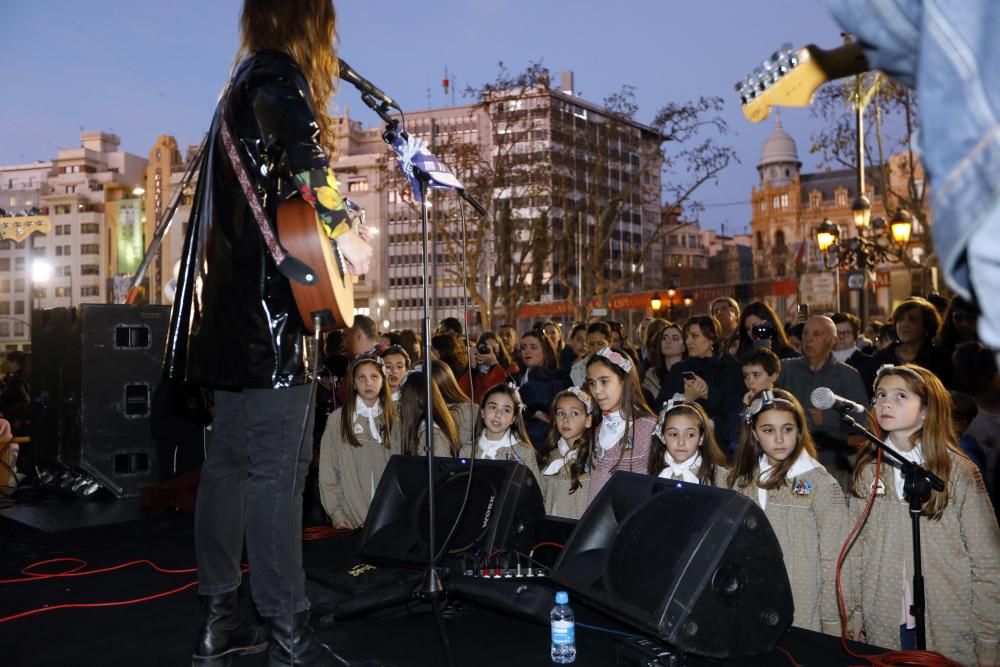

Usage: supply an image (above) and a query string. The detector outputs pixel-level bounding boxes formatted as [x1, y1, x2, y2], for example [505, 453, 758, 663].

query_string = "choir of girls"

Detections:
[318, 344, 999, 662]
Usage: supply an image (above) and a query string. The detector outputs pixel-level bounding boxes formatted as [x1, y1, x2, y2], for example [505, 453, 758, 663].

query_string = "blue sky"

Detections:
[1, 0, 847, 232]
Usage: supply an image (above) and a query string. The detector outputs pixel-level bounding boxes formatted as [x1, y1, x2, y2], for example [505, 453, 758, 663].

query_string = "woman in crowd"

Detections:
[458, 331, 518, 402]
[642, 322, 684, 408]
[657, 315, 744, 449]
[518, 330, 567, 453]
[734, 301, 800, 360]
[873, 297, 952, 387]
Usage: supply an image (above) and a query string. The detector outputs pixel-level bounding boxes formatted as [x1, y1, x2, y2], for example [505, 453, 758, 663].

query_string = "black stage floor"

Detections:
[0, 496, 883, 666]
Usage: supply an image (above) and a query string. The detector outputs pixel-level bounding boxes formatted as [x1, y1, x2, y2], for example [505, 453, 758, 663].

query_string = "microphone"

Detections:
[810, 387, 867, 415]
[338, 58, 400, 110]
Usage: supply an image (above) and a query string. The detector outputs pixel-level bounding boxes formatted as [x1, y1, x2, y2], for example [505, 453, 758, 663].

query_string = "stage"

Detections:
[0, 496, 884, 666]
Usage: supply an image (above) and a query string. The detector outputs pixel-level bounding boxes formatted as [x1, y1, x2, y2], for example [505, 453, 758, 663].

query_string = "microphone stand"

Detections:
[840, 412, 945, 650]
[356, 91, 485, 667]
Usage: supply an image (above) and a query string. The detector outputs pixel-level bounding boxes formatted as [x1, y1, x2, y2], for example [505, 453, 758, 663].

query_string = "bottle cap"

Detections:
[555, 591, 569, 605]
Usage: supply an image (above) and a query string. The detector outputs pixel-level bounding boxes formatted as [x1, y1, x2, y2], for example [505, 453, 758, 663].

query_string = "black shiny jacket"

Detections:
[164, 51, 328, 389]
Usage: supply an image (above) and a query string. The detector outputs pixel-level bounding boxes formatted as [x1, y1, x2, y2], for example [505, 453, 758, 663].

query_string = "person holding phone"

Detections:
[457, 331, 519, 402]
[655, 316, 744, 451]
[735, 301, 800, 360]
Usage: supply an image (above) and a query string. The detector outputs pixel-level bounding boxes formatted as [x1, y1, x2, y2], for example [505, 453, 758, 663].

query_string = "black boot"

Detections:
[192, 591, 268, 666]
[267, 609, 389, 667]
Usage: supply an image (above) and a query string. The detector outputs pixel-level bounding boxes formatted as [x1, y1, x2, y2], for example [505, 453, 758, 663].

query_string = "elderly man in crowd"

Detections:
[778, 316, 870, 488]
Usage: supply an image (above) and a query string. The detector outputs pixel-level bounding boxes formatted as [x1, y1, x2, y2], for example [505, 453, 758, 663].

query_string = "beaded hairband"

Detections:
[596, 347, 633, 373]
[353, 354, 386, 376]
[874, 363, 924, 390]
[743, 389, 798, 424]
[566, 386, 594, 414]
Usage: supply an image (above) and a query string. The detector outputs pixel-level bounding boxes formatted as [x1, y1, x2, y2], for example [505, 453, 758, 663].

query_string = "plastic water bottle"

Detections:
[550, 590, 576, 663]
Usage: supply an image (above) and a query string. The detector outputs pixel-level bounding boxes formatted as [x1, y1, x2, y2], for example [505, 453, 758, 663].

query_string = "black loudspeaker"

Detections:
[31, 304, 170, 498]
[550, 472, 793, 659]
[358, 455, 545, 569]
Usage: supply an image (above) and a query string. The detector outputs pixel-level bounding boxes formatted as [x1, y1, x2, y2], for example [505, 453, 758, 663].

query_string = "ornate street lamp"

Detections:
[851, 194, 871, 229]
[650, 293, 662, 312]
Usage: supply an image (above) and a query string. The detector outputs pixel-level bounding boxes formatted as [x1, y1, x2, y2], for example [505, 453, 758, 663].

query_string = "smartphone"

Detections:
[681, 371, 696, 382]
[797, 303, 810, 319]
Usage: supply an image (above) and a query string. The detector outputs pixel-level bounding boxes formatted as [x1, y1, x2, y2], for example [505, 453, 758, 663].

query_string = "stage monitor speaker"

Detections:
[550, 472, 793, 659]
[358, 455, 545, 569]
[31, 304, 170, 498]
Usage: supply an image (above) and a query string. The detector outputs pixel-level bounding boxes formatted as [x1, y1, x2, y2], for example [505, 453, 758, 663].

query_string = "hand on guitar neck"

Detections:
[338, 225, 374, 276]
[737, 40, 870, 123]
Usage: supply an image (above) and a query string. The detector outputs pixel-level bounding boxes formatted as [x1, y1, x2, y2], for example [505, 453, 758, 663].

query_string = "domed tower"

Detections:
[757, 112, 801, 187]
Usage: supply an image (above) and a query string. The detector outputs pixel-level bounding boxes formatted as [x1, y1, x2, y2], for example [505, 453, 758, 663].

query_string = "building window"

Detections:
[0, 280, 8, 294]
[55, 287, 71, 297]
[772, 195, 780, 209]
[0, 302, 8, 315]
[80, 264, 99, 275]
[0, 259, 8, 271]
[14, 257, 23, 271]
[347, 180, 369, 193]
[81, 286, 100, 296]
[81, 223, 99, 234]
[836, 191, 847, 206]
[63, 245, 71, 256]
[14, 301, 24, 315]
[756, 231, 764, 250]
[0, 323, 8, 337]
[80, 244, 100, 255]
[780, 193, 789, 209]
[14, 279, 24, 293]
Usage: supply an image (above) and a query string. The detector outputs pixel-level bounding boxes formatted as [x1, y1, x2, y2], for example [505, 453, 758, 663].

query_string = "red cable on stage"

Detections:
[832, 413, 962, 667]
[0, 558, 248, 624]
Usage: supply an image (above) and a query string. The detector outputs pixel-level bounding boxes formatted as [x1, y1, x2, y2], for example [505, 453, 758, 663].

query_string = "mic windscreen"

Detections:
[810, 386, 835, 410]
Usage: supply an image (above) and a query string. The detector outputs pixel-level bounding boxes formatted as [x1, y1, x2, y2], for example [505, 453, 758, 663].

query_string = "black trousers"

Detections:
[194, 384, 315, 617]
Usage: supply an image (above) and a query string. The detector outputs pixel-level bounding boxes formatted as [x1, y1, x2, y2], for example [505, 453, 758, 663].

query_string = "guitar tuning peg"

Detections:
[771, 51, 783, 63]
[780, 42, 794, 55]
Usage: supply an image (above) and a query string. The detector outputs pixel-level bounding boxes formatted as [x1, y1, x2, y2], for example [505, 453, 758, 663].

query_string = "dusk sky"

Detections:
[2, 0, 847, 233]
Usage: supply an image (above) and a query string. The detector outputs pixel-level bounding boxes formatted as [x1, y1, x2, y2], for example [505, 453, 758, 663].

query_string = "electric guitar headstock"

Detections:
[0, 213, 51, 243]
[737, 41, 869, 123]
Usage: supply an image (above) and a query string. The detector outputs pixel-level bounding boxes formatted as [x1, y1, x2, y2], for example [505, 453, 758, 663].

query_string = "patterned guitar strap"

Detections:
[218, 97, 317, 286]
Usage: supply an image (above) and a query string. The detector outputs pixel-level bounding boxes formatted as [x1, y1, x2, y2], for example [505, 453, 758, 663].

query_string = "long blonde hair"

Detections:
[852, 364, 962, 519]
[236, 0, 339, 155]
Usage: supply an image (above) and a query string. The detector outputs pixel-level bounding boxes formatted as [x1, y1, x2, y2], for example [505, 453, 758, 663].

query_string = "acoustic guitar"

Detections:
[737, 41, 869, 123]
[276, 198, 358, 333]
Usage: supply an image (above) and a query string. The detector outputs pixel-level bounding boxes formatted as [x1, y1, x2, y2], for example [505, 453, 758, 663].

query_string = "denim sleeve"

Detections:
[820, 0, 922, 87]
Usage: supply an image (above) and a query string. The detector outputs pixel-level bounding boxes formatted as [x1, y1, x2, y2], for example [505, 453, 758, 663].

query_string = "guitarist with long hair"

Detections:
[164, 1, 377, 665]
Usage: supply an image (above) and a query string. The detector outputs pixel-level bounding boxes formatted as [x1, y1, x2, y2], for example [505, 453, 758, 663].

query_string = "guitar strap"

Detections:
[218, 97, 316, 286]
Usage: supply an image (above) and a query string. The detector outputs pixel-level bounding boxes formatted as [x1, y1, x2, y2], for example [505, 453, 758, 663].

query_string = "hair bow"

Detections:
[744, 389, 775, 424]
[567, 386, 593, 414]
[653, 393, 686, 439]
[596, 347, 633, 373]
[507, 382, 526, 412]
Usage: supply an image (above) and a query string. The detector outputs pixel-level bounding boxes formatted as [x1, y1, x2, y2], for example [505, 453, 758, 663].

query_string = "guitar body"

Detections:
[276, 198, 354, 333]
